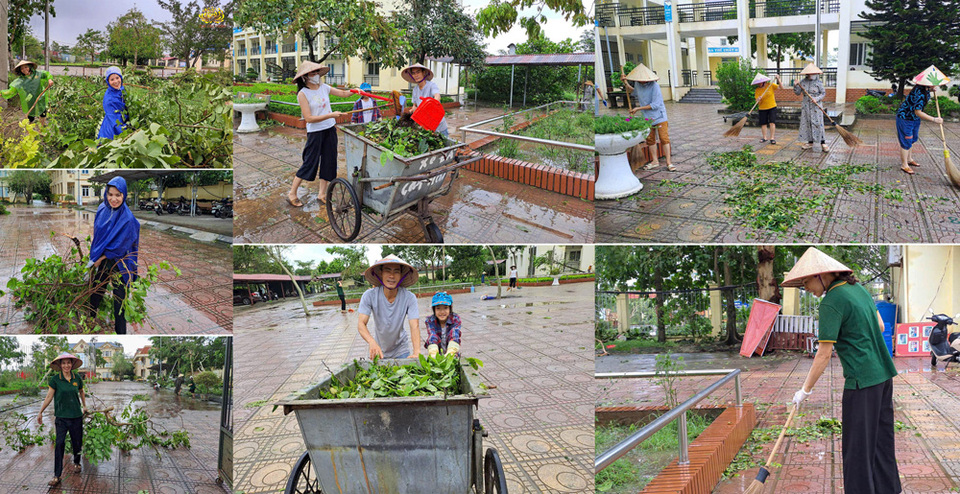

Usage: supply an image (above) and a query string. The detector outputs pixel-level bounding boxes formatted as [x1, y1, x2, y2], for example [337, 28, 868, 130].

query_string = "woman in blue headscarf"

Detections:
[88, 176, 140, 334]
[97, 67, 128, 140]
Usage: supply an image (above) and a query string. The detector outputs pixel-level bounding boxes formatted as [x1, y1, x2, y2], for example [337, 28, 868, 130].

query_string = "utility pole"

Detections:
[44, 0, 50, 70]
[1, 0, 8, 106]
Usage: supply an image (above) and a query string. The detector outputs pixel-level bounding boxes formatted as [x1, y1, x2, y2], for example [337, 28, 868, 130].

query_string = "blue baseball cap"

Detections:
[431, 292, 452, 307]
[359, 82, 372, 92]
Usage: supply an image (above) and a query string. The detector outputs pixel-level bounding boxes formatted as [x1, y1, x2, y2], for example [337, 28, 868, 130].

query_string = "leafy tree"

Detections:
[11, 31, 43, 61]
[73, 29, 105, 63]
[475, 37, 581, 106]
[106, 8, 163, 66]
[233, 246, 283, 273]
[7, 0, 56, 63]
[147, 337, 224, 376]
[29, 336, 68, 381]
[156, 0, 233, 68]
[476, 0, 588, 39]
[447, 245, 486, 281]
[860, 0, 960, 97]
[111, 352, 135, 380]
[294, 260, 315, 276]
[393, 0, 486, 68]
[7, 170, 51, 203]
[234, 0, 408, 67]
[728, 32, 815, 70]
[578, 29, 594, 53]
[0, 337, 26, 370]
[325, 246, 369, 279]
[715, 58, 760, 111]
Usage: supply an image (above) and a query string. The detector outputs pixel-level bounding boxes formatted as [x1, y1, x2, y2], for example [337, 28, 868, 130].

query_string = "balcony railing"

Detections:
[265, 46, 277, 55]
[751, 0, 840, 18]
[596, 4, 665, 28]
[676, 1, 737, 22]
[250, 47, 261, 55]
[282, 43, 297, 53]
[238, 49, 247, 56]
[763, 67, 837, 87]
[326, 74, 345, 85]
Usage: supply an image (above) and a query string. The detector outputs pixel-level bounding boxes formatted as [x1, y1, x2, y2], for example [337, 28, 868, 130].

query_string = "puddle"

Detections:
[596, 352, 791, 373]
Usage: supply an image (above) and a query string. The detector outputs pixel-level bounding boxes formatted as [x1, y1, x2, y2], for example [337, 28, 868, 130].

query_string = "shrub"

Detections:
[64, 195, 75, 202]
[610, 61, 637, 91]
[595, 114, 652, 136]
[933, 95, 960, 114]
[194, 371, 220, 389]
[855, 95, 898, 114]
[0, 203, 8, 215]
[716, 59, 760, 112]
[245, 68, 259, 81]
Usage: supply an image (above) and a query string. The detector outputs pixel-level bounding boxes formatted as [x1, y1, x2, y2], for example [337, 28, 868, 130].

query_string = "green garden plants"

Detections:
[595, 114, 653, 138]
[319, 355, 483, 400]
[358, 117, 448, 160]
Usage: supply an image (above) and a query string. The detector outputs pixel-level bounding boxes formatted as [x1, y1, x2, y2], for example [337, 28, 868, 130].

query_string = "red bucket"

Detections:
[412, 97, 445, 132]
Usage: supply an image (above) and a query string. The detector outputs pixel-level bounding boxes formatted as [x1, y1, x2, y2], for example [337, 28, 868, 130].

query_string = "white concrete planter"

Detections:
[595, 128, 650, 200]
[551, 275, 561, 286]
[234, 102, 268, 133]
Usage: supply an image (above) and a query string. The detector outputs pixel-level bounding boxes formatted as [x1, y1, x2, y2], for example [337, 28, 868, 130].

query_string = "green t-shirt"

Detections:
[818, 280, 897, 390]
[336, 284, 344, 297]
[47, 371, 84, 418]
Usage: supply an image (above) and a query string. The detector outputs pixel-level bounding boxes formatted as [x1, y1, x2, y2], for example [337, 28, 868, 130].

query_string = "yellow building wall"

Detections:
[161, 182, 232, 201]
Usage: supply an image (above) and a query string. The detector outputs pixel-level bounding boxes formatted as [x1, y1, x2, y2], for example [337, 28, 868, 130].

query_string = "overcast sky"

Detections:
[460, 0, 593, 54]
[284, 245, 383, 268]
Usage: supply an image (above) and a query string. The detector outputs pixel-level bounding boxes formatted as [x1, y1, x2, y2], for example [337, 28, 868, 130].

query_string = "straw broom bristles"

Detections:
[743, 404, 799, 494]
[933, 90, 960, 188]
[797, 84, 863, 147]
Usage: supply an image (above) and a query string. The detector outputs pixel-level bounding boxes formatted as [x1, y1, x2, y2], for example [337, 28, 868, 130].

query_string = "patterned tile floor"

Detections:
[596, 352, 960, 493]
[233, 282, 594, 493]
[0, 205, 233, 334]
[0, 381, 226, 493]
[232, 104, 594, 244]
[596, 102, 960, 243]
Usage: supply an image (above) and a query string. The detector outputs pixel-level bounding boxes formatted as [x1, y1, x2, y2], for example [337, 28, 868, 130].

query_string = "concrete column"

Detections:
[782, 286, 801, 316]
[695, 37, 710, 86]
[612, 2, 626, 69]
[822, 30, 830, 65]
[664, 0, 683, 96]
[709, 284, 723, 336]
[836, 0, 852, 109]
[757, 33, 768, 68]
[736, 0, 751, 61]
[259, 33, 267, 80]
[616, 293, 629, 335]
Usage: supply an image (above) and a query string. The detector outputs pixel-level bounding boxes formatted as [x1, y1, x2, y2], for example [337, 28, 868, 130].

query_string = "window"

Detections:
[626, 53, 634, 62]
[850, 43, 869, 66]
[367, 62, 380, 75]
[327, 63, 336, 76]
[720, 38, 727, 46]
[567, 249, 582, 263]
[82, 186, 90, 197]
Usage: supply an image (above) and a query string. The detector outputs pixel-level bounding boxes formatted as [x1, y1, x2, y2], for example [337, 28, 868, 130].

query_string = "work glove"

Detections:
[445, 342, 461, 356]
[427, 344, 439, 358]
[792, 388, 812, 406]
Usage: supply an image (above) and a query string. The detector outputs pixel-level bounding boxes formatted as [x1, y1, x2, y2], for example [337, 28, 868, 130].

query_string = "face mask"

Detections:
[308, 74, 320, 85]
[808, 75, 818, 80]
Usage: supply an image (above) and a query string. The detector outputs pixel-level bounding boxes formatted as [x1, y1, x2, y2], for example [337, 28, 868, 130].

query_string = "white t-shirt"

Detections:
[360, 98, 375, 123]
[509, 269, 518, 279]
[358, 287, 420, 358]
[299, 84, 335, 133]
[411, 79, 448, 134]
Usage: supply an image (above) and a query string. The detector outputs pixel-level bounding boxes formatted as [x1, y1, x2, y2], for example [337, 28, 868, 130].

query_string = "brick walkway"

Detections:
[233, 283, 594, 493]
[596, 102, 960, 243]
[596, 352, 960, 493]
[0, 381, 226, 493]
[232, 104, 594, 244]
[0, 205, 233, 334]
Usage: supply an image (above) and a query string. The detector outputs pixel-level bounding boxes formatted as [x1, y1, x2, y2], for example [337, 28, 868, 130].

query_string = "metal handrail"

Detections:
[595, 368, 742, 473]
[459, 100, 594, 152]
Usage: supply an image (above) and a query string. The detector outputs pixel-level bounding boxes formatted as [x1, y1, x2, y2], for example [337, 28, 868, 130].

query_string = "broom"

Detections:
[743, 403, 799, 494]
[797, 84, 863, 147]
[932, 89, 960, 187]
[724, 81, 774, 137]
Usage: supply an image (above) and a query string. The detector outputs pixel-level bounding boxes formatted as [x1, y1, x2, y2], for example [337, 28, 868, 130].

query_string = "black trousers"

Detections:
[339, 295, 346, 311]
[296, 127, 338, 182]
[842, 378, 901, 494]
[89, 260, 127, 334]
[54, 416, 83, 477]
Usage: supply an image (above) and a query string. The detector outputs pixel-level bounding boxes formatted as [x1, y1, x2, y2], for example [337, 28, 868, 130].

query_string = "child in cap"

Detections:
[425, 291, 462, 357]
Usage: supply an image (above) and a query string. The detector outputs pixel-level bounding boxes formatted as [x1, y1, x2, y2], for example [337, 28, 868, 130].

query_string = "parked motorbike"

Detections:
[154, 198, 164, 215]
[928, 309, 960, 370]
[212, 198, 233, 218]
[138, 200, 155, 211]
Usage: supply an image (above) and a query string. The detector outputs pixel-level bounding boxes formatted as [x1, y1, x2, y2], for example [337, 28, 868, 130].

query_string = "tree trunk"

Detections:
[776, 45, 781, 70]
[269, 247, 311, 317]
[486, 245, 502, 299]
[723, 249, 739, 345]
[757, 245, 781, 304]
[654, 264, 666, 343]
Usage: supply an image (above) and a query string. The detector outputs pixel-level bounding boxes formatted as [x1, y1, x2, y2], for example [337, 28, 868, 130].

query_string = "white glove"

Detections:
[445, 342, 461, 356]
[427, 344, 439, 358]
[792, 388, 812, 406]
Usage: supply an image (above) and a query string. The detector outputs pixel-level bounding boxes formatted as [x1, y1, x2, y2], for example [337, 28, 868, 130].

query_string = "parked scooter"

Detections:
[928, 309, 960, 369]
[138, 200, 155, 211]
[154, 198, 164, 215]
[212, 198, 233, 218]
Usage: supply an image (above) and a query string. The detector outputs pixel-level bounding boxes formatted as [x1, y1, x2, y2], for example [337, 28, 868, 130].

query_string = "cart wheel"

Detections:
[484, 448, 507, 494]
[326, 178, 362, 242]
[425, 222, 443, 243]
[285, 451, 322, 494]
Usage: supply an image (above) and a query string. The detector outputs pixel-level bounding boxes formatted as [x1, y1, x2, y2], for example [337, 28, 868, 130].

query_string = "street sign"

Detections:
[664, 0, 673, 23]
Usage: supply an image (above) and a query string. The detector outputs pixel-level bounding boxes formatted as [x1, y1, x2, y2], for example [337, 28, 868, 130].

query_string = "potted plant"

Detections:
[534, 249, 565, 286]
[232, 94, 271, 133]
[594, 114, 652, 199]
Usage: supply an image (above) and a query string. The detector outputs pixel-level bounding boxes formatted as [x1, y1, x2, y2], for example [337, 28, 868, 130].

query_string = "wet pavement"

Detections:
[0, 380, 225, 493]
[597, 351, 960, 493]
[0, 205, 233, 334]
[232, 104, 594, 244]
[233, 282, 595, 493]
[596, 102, 960, 243]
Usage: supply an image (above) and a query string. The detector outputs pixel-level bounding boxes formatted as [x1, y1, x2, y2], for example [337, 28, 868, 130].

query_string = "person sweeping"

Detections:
[37, 353, 88, 487]
[794, 63, 828, 152]
[626, 64, 674, 171]
[895, 67, 944, 175]
[747, 247, 899, 494]
[753, 74, 780, 144]
[1, 60, 53, 123]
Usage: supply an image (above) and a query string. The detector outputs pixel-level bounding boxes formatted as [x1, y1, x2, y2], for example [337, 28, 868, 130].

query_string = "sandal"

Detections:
[642, 162, 660, 170]
[666, 164, 677, 171]
[73, 464, 81, 474]
[48, 477, 61, 487]
[770, 139, 777, 145]
[800, 144, 812, 150]
[908, 160, 920, 167]
[760, 139, 767, 143]
[901, 165, 915, 175]
[821, 144, 829, 152]
[286, 196, 304, 208]
[316, 195, 326, 205]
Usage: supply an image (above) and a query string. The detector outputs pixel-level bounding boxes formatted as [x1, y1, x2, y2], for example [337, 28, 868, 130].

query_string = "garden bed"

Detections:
[477, 108, 594, 173]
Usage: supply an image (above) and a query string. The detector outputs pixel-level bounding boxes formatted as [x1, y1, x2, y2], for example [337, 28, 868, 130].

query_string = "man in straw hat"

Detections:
[784, 247, 900, 493]
[358, 255, 421, 359]
[37, 353, 87, 486]
[794, 63, 828, 152]
[401, 63, 449, 136]
[894, 67, 945, 175]
[752, 73, 781, 144]
[1, 59, 54, 123]
[626, 64, 675, 171]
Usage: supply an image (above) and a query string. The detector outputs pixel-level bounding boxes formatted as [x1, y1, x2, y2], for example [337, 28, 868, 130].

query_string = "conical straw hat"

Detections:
[912, 65, 951, 87]
[799, 63, 822, 75]
[624, 64, 659, 82]
[751, 73, 771, 85]
[293, 61, 330, 83]
[781, 247, 852, 287]
[363, 255, 420, 288]
[50, 353, 83, 371]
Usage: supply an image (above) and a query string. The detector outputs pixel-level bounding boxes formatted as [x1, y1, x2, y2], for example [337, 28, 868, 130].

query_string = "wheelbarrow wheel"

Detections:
[484, 447, 507, 494]
[285, 451, 322, 494]
[425, 221, 443, 243]
[326, 178, 361, 242]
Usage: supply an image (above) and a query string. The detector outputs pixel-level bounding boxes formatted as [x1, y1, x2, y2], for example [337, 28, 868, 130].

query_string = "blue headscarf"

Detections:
[97, 67, 128, 140]
[89, 177, 140, 284]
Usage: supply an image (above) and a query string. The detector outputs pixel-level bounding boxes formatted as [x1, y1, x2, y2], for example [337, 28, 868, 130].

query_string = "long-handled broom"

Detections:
[797, 84, 863, 147]
[724, 82, 774, 137]
[932, 89, 960, 187]
[743, 403, 799, 494]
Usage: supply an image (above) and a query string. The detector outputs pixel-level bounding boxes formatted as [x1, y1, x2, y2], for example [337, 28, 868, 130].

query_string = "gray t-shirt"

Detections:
[358, 287, 420, 358]
[412, 80, 448, 135]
